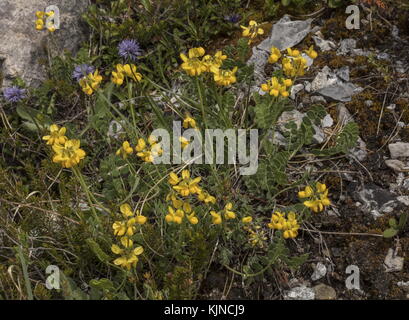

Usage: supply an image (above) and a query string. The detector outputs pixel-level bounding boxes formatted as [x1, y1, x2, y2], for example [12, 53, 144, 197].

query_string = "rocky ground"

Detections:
[201, 5, 409, 300]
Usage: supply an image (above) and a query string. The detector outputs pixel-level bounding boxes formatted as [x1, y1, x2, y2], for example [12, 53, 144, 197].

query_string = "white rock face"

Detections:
[0, 0, 88, 87]
[389, 142, 409, 159]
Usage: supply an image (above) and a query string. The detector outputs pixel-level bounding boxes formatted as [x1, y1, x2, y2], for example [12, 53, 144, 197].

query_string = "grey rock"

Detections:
[384, 248, 404, 273]
[385, 159, 409, 172]
[284, 285, 315, 300]
[304, 81, 312, 92]
[312, 32, 337, 51]
[397, 196, 409, 206]
[336, 66, 350, 82]
[277, 110, 305, 132]
[311, 66, 362, 102]
[313, 284, 336, 300]
[355, 183, 397, 218]
[290, 84, 304, 99]
[247, 15, 312, 84]
[389, 142, 409, 159]
[311, 95, 327, 104]
[311, 262, 327, 281]
[364, 100, 374, 107]
[337, 39, 357, 56]
[322, 114, 334, 128]
[0, 0, 89, 87]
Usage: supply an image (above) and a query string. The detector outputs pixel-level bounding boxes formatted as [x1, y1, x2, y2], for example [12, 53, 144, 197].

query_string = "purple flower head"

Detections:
[3, 86, 26, 103]
[72, 64, 95, 82]
[224, 13, 241, 24]
[118, 39, 142, 61]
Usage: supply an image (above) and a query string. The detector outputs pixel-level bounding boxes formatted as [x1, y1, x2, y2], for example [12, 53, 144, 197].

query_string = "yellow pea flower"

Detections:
[242, 216, 253, 223]
[268, 47, 282, 64]
[116, 141, 133, 159]
[224, 202, 236, 219]
[187, 212, 198, 225]
[287, 48, 301, 57]
[52, 139, 86, 168]
[305, 46, 318, 59]
[211, 66, 238, 86]
[179, 136, 190, 150]
[210, 211, 222, 225]
[180, 47, 207, 76]
[42, 124, 68, 145]
[183, 115, 197, 129]
[240, 20, 264, 43]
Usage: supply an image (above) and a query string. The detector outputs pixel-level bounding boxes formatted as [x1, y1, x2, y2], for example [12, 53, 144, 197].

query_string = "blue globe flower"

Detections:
[72, 64, 95, 82]
[118, 39, 142, 61]
[3, 86, 26, 103]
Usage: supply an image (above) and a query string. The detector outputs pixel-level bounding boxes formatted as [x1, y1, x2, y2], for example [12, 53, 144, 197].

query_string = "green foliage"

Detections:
[383, 212, 408, 238]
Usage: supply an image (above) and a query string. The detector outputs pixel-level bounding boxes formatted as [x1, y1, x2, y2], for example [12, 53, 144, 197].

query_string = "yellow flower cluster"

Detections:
[267, 211, 300, 239]
[180, 48, 237, 86]
[267, 46, 318, 78]
[299, 182, 331, 213]
[111, 64, 142, 86]
[111, 203, 146, 270]
[183, 114, 197, 129]
[240, 20, 264, 44]
[42, 124, 86, 168]
[261, 77, 292, 97]
[79, 70, 103, 96]
[35, 10, 55, 32]
[210, 202, 236, 225]
[166, 169, 220, 225]
[135, 136, 163, 163]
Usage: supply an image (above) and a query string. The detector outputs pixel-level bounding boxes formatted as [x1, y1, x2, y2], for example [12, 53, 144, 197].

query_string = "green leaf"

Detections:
[389, 218, 398, 228]
[86, 238, 110, 262]
[398, 212, 408, 230]
[383, 228, 398, 238]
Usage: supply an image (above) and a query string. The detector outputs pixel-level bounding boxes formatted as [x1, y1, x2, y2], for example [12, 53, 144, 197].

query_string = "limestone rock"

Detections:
[0, 0, 89, 87]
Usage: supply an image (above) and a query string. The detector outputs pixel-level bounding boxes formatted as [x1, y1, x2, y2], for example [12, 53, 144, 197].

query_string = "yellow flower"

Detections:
[135, 211, 147, 225]
[223, 202, 236, 219]
[47, 21, 56, 32]
[305, 46, 318, 59]
[240, 20, 264, 43]
[123, 64, 142, 82]
[52, 139, 86, 168]
[183, 115, 197, 129]
[180, 47, 207, 76]
[46, 11, 55, 17]
[42, 124, 68, 145]
[36, 11, 45, 19]
[111, 65, 125, 86]
[169, 172, 180, 185]
[172, 170, 202, 197]
[202, 51, 227, 72]
[179, 136, 190, 150]
[298, 186, 313, 198]
[242, 216, 253, 223]
[116, 141, 133, 159]
[113, 246, 144, 270]
[197, 191, 216, 204]
[268, 211, 299, 239]
[79, 70, 102, 95]
[120, 236, 133, 248]
[187, 212, 199, 225]
[283, 79, 292, 87]
[210, 211, 222, 225]
[211, 66, 238, 86]
[165, 206, 184, 224]
[300, 182, 331, 213]
[268, 47, 282, 64]
[261, 77, 288, 97]
[287, 48, 301, 57]
[120, 203, 134, 218]
[135, 138, 146, 152]
[35, 19, 44, 30]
